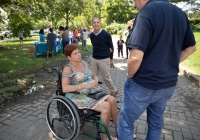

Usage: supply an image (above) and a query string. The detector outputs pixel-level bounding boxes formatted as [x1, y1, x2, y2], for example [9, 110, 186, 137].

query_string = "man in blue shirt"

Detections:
[90, 17, 118, 97]
[118, 0, 196, 140]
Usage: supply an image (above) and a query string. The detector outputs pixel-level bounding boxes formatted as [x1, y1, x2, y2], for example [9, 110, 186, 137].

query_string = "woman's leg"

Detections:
[94, 101, 111, 140]
[106, 96, 118, 135]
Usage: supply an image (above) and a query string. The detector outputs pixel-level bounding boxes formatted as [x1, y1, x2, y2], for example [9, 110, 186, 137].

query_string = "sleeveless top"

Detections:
[62, 60, 108, 109]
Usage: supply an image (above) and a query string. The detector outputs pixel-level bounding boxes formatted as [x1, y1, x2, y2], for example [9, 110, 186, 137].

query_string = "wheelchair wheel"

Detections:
[46, 95, 80, 140]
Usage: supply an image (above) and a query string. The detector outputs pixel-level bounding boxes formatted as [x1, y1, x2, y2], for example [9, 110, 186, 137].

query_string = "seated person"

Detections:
[62, 43, 118, 140]
[39, 29, 46, 42]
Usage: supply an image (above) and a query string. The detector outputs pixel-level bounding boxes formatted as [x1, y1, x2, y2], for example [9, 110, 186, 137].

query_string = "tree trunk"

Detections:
[66, 8, 69, 27]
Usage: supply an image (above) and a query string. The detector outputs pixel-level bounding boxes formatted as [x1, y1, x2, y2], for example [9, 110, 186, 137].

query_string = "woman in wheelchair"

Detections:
[62, 43, 118, 140]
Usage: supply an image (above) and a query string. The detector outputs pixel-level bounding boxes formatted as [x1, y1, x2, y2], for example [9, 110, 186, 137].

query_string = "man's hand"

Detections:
[110, 48, 112, 53]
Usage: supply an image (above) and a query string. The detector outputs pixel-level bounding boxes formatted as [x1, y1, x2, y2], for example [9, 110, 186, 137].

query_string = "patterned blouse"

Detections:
[62, 60, 108, 109]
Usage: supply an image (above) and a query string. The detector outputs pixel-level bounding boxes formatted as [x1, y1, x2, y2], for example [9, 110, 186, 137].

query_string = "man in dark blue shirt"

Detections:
[90, 17, 118, 97]
[118, 0, 196, 140]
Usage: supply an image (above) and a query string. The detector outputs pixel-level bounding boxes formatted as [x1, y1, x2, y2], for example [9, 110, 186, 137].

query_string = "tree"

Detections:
[44, 0, 97, 27]
[104, 0, 137, 24]
[8, 9, 33, 38]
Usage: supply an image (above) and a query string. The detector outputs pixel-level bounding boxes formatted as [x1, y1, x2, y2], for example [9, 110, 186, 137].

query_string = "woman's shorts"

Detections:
[19, 37, 23, 40]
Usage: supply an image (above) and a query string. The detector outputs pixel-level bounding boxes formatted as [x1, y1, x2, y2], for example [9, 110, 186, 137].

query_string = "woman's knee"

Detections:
[100, 101, 111, 113]
[107, 96, 117, 105]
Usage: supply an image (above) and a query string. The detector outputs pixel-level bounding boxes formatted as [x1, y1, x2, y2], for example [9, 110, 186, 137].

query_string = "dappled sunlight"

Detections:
[114, 62, 127, 70]
[13, 62, 17, 65]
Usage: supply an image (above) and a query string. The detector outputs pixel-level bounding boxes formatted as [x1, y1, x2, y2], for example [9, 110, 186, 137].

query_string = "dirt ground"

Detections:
[0, 52, 92, 110]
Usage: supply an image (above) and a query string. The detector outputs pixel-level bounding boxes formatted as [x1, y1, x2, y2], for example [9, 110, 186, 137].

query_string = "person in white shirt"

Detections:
[82, 29, 88, 51]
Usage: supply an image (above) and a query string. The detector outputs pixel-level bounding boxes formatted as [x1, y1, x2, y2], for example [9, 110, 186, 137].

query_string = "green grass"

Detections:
[180, 32, 200, 75]
[0, 37, 93, 76]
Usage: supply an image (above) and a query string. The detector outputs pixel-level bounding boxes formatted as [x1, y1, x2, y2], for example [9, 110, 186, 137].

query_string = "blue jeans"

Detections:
[118, 79, 176, 140]
[62, 38, 69, 54]
[82, 40, 88, 50]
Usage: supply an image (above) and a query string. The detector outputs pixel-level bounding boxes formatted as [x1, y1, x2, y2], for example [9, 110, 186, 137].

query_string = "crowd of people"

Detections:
[36, 25, 92, 58]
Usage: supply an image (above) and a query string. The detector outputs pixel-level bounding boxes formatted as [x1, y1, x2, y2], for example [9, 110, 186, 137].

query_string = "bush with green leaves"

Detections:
[0, 77, 30, 106]
[105, 22, 128, 35]
[190, 18, 200, 32]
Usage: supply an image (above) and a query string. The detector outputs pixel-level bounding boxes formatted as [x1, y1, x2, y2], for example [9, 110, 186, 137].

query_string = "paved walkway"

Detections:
[0, 39, 200, 140]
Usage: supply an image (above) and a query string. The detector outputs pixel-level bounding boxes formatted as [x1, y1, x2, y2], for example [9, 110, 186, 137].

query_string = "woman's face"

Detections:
[68, 49, 81, 62]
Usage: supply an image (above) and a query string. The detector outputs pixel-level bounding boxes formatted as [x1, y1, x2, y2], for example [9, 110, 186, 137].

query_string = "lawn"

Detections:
[0, 37, 93, 76]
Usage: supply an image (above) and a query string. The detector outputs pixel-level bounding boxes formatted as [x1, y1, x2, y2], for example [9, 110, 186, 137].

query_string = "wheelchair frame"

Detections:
[46, 67, 116, 140]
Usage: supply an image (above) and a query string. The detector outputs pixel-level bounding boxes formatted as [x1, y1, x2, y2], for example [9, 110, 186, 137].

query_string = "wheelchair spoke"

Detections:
[46, 98, 80, 140]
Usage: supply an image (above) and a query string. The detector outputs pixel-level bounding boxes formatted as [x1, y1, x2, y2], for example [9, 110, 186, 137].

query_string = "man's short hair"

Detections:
[49, 28, 53, 32]
[92, 17, 100, 22]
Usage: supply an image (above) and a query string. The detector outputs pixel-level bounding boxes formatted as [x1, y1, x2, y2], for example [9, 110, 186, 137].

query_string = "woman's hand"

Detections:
[84, 80, 97, 89]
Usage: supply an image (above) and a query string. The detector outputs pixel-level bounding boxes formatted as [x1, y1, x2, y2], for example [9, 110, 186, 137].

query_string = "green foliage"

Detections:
[105, 0, 138, 24]
[190, 18, 200, 24]
[8, 9, 34, 38]
[33, 20, 50, 30]
[190, 18, 200, 32]
[105, 22, 127, 35]
[0, 83, 23, 106]
[2, 85, 23, 93]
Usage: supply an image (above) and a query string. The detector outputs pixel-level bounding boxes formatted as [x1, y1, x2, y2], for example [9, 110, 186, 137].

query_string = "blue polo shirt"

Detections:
[127, 0, 196, 89]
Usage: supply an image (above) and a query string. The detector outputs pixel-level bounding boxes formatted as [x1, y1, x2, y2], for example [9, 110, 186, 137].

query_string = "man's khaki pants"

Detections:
[91, 57, 117, 94]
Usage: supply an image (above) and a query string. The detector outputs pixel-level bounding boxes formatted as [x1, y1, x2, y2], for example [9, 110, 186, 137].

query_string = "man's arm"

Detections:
[180, 45, 196, 62]
[127, 48, 144, 78]
[108, 34, 114, 52]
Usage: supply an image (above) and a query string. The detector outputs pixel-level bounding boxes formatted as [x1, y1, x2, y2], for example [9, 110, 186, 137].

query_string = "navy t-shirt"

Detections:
[127, 0, 196, 89]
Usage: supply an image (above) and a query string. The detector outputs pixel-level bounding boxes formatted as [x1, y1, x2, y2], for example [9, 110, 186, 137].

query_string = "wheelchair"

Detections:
[46, 67, 119, 140]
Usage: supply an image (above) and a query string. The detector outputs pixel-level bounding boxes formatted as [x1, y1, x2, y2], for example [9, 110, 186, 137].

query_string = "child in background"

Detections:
[18, 30, 23, 44]
[117, 35, 125, 58]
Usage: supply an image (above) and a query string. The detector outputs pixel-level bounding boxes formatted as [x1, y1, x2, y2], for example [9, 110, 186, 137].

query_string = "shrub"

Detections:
[190, 18, 200, 32]
[105, 22, 128, 35]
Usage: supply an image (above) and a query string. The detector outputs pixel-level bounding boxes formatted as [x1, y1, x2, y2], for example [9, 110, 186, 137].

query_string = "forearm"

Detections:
[93, 75, 99, 85]
[62, 85, 80, 93]
[127, 57, 141, 78]
[180, 46, 196, 62]
[127, 49, 144, 78]
[62, 83, 90, 93]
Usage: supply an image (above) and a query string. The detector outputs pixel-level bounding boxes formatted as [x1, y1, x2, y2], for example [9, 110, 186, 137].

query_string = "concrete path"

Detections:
[0, 38, 200, 140]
